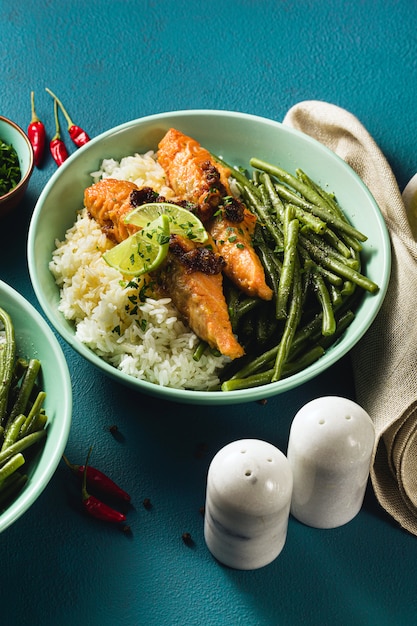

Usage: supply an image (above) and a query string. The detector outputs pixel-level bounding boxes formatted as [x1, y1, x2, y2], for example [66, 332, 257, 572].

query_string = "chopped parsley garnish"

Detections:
[0, 139, 21, 196]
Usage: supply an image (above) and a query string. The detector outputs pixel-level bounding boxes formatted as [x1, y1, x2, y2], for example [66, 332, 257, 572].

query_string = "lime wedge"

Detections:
[124, 202, 208, 243]
[103, 213, 170, 276]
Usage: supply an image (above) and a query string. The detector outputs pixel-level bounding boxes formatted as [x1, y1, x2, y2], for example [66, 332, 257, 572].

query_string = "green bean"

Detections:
[0, 473, 27, 508]
[276, 209, 299, 319]
[250, 158, 334, 212]
[234, 297, 263, 326]
[238, 182, 284, 249]
[313, 263, 344, 287]
[255, 305, 278, 346]
[300, 230, 359, 269]
[341, 280, 356, 297]
[288, 203, 327, 235]
[312, 272, 336, 336]
[289, 312, 324, 358]
[222, 370, 274, 391]
[318, 309, 355, 349]
[0, 307, 16, 423]
[272, 259, 303, 382]
[260, 172, 284, 211]
[322, 228, 354, 258]
[221, 345, 325, 391]
[228, 342, 278, 381]
[20, 410, 47, 438]
[1, 414, 26, 452]
[17, 390, 47, 438]
[296, 169, 341, 215]
[256, 240, 281, 297]
[0, 430, 46, 468]
[6, 358, 41, 431]
[192, 341, 207, 362]
[225, 283, 241, 329]
[302, 236, 378, 292]
[274, 181, 366, 245]
[297, 245, 343, 287]
[0, 453, 25, 486]
[296, 169, 364, 251]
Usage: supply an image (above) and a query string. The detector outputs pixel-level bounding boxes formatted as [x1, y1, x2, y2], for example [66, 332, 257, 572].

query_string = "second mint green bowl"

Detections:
[27, 110, 391, 405]
[0, 280, 72, 532]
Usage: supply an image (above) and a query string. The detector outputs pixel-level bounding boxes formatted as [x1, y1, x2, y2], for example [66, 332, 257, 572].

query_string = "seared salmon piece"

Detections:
[84, 178, 139, 243]
[157, 128, 232, 222]
[208, 205, 274, 301]
[157, 128, 273, 301]
[160, 234, 244, 360]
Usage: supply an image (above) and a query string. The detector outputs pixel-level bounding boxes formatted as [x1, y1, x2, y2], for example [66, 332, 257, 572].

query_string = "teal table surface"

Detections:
[1, 1, 417, 625]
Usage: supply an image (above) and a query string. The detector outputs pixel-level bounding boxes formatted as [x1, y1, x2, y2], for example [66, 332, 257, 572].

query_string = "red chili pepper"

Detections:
[49, 99, 68, 166]
[27, 91, 46, 167]
[45, 87, 90, 147]
[62, 454, 131, 502]
[81, 448, 126, 523]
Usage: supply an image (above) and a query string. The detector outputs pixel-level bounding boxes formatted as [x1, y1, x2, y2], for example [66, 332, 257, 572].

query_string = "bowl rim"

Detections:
[0, 279, 72, 532]
[27, 108, 392, 405]
[0, 115, 34, 201]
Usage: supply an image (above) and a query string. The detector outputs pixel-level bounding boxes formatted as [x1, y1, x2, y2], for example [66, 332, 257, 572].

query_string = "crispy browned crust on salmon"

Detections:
[84, 178, 139, 243]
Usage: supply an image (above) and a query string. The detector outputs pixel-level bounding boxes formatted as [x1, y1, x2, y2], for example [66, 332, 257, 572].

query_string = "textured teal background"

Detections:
[1, 1, 417, 624]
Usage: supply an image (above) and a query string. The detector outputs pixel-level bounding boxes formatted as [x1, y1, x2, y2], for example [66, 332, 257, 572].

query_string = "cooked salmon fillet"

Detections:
[84, 177, 244, 360]
[84, 178, 139, 243]
[208, 207, 273, 300]
[160, 234, 244, 359]
[157, 128, 232, 222]
[157, 128, 273, 301]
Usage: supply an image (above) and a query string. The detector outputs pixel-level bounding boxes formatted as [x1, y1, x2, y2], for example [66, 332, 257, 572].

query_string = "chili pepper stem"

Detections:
[30, 91, 40, 124]
[81, 446, 93, 501]
[45, 87, 74, 130]
[45, 87, 90, 146]
[52, 99, 62, 141]
[62, 453, 78, 473]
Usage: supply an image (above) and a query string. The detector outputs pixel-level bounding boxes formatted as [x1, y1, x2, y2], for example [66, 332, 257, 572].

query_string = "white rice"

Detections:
[50, 151, 229, 390]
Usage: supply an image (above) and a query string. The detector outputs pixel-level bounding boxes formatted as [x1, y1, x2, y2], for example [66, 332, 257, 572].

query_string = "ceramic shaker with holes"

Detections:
[287, 396, 375, 529]
[204, 439, 293, 570]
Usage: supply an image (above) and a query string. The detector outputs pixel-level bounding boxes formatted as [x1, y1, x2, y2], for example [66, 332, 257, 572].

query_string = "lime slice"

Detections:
[103, 213, 170, 276]
[124, 202, 208, 243]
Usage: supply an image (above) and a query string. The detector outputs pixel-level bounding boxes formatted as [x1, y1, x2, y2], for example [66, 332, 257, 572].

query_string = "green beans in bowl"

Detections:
[0, 281, 72, 532]
[27, 110, 390, 405]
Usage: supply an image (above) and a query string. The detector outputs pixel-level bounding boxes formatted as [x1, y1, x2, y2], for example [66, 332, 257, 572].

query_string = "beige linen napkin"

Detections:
[284, 100, 417, 535]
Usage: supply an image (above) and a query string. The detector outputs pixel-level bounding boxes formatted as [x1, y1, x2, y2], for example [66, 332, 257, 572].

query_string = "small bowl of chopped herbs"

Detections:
[0, 116, 34, 217]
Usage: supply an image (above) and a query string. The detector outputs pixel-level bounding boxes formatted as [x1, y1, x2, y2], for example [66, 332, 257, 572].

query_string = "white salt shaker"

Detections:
[287, 396, 375, 529]
[204, 439, 293, 570]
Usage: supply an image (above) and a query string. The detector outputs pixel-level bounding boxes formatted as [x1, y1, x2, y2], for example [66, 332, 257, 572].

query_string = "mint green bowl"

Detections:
[0, 281, 72, 532]
[27, 110, 391, 405]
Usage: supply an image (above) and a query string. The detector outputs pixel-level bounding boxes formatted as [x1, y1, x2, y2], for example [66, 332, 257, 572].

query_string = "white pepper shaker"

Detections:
[287, 396, 375, 529]
[204, 439, 293, 570]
